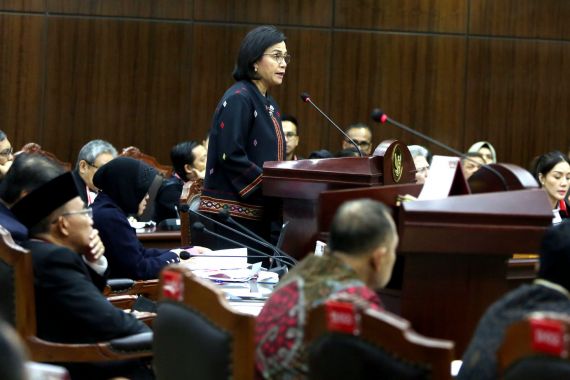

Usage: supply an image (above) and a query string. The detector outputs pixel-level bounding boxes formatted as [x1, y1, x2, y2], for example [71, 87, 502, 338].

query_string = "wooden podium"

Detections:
[263, 143, 552, 355]
[317, 187, 551, 355]
[263, 140, 416, 258]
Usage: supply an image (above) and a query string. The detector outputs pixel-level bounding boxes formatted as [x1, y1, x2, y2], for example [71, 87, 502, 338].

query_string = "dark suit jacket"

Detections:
[153, 176, 183, 223]
[0, 203, 28, 242]
[92, 193, 179, 280]
[71, 169, 89, 205]
[23, 240, 149, 344]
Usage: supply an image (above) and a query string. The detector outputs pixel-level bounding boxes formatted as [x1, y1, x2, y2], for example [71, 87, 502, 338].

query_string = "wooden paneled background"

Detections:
[1, 0, 569, 169]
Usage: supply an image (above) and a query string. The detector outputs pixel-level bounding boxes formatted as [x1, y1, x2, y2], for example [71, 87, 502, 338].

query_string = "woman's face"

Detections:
[191, 144, 207, 173]
[254, 41, 288, 91]
[478, 147, 494, 164]
[540, 161, 570, 207]
[137, 194, 150, 216]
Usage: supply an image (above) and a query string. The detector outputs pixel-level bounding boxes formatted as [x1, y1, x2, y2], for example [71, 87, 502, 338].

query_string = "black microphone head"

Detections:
[300, 92, 310, 103]
[371, 108, 388, 124]
[179, 250, 191, 260]
[191, 221, 205, 232]
[178, 204, 190, 213]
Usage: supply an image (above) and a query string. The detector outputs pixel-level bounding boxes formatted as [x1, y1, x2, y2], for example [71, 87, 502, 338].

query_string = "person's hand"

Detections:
[190, 245, 211, 255]
[84, 229, 105, 263]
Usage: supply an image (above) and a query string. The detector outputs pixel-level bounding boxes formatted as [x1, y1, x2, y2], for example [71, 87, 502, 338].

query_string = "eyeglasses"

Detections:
[52, 208, 93, 224]
[0, 147, 13, 157]
[263, 52, 291, 65]
[284, 132, 297, 138]
[86, 162, 99, 169]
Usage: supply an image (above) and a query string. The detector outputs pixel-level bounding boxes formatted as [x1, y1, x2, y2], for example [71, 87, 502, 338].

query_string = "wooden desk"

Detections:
[318, 188, 551, 356]
[137, 229, 181, 250]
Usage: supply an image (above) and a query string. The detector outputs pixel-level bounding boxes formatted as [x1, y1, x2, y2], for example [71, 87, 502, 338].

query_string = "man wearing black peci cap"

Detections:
[11, 171, 153, 379]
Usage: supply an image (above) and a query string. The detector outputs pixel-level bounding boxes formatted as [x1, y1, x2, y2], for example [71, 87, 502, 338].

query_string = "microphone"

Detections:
[218, 208, 290, 270]
[177, 249, 278, 262]
[191, 222, 296, 267]
[301, 92, 364, 157]
[189, 209, 297, 266]
[370, 108, 510, 190]
[219, 208, 265, 246]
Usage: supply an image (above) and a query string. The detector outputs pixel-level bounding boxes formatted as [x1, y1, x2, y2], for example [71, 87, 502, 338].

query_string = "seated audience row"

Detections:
[6, 154, 152, 379]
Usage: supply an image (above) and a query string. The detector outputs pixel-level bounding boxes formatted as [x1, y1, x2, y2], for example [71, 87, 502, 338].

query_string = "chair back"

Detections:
[498, 312, 570, 380]
[179, 179, 204, 246]
[120, 146, 172, 177]
[154, 266, 255, 380]
[306, 300, 454, 380]
[16, 143, 72, 170]
[0, 226, 36, 338]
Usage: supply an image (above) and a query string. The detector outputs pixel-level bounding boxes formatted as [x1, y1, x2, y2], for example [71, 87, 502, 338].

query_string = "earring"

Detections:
[254, 66, 258, 72]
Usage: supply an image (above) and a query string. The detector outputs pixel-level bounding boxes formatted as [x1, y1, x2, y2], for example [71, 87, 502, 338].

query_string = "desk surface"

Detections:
[137, 228, 181, 249]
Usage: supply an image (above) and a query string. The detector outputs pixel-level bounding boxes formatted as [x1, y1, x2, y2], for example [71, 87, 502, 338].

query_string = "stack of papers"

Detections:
[176, 248, 279, 284]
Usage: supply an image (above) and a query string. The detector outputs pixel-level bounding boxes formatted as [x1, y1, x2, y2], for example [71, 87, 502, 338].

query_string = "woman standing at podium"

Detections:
[199, 25, 288, 254]
[531, 150, 570, 224]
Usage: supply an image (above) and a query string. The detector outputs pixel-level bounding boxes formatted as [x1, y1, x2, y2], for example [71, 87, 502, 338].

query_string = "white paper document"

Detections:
[418, 155, 461, 200]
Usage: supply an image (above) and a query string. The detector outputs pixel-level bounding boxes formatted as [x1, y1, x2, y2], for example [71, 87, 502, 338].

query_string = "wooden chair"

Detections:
[104, 278, 160, 300]
[16, 143, 72, 171]
[305, 300, 455, 380]
[0, 226, 152, 362]
[179, 178, 203, 246]
[153, 265, 256, 380]
[120, 146, 172, 177]
[497, 312, 570, 379]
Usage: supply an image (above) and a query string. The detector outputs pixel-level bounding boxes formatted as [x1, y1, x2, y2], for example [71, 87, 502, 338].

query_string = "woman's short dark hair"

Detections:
[170, 141, 199, 179]
[531, 150, 570, 185]
[233, 25, 286, 82]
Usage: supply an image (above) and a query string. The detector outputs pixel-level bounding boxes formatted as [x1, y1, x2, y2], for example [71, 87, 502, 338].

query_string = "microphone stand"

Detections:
[371, 109, 510, 191]
[301, 92, 364, 157]
[191, 222, 296, 267]
[189, 209, 297, 266]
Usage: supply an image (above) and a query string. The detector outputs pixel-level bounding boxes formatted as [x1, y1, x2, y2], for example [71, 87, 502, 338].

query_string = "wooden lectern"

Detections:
[263, 141, 553, 356]
[263, 139, 416, 258]
[319, 187, 551, 357]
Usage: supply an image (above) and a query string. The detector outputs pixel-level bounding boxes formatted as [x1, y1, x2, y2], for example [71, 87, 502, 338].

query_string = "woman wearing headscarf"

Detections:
[91, 157, 182, 279]
[467, 141, 497, 164]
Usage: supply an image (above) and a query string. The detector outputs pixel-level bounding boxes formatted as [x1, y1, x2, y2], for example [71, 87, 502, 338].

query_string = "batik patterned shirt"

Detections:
[255, 254, 383, 379]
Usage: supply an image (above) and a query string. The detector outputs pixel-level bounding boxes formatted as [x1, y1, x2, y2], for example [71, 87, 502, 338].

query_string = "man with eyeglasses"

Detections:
[11, 172, 152, 379]
[342, 123, 373, 156]
[72, 139, 117, 205]
[282, 115, 302, 160]
[0, 130, 14, 180]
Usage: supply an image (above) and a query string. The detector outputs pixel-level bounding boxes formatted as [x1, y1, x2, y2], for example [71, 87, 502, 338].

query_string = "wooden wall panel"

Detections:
[335, 0, 467, 33]
[46, 0, 193, 19]
[329, 31, 466, 154]
[188, 24, 247, 146]
[464, 38, 570, 168]
[194, 0, 332, 26]
[470, 0, 570, 39]
[270, 28, 332, 158]
[43, 17, 193, 163]
[0, 14, 44, 148]
[189, 25, 332, 158]
[0, 0, 44, 12]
